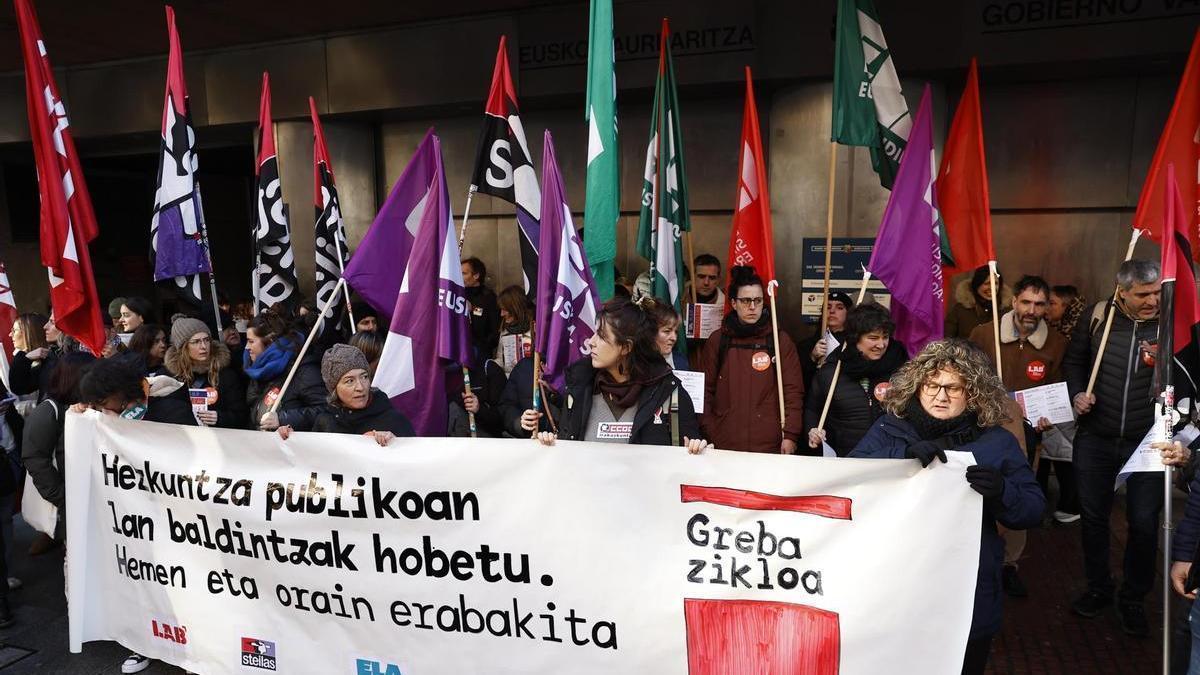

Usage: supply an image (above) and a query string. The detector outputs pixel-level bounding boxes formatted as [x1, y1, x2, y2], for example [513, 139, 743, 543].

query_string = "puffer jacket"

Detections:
[698, 322, 805, 453]
[850, 414, 1044, 638]
[944, 279, 1013, 341]
[803, 341, 907, 456]
[245, 348, 327, 431]
[164, 341, 248, 429]
[22, 398, 66, 509]
[556, 360, 700, 446]
[1063, 301, 1157, 440]
[313, 389, 414, 438]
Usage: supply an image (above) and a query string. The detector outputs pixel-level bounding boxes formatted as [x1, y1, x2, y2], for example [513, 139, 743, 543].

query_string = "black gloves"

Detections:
[906, 440, 947, 467]
[966, 465, 1005, 499]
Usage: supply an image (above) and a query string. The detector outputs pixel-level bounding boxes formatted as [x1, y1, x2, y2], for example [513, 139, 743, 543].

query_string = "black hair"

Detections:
[727, 266, 765, 302]
[1012, 275, 1050, 300]
[694, 253, 721, 272]
[129, 324, 165, 362]
[79, 356, 143, 407]
[641, 297, 680, 330]
[844, 304, 895, 345]
[462, 257, 486, 280]
[247, 310, 293, 349]
[596, 297, 666, 381]
[349, 330, 385, 365]
[1051, 284, 1079, 302]
[47, 352, 95, 405]
[120, 296, 155, 324]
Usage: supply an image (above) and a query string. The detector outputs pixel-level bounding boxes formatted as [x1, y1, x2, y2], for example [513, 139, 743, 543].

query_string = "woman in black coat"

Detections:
[533, 298, 711, 452]
[280, 344, 413, 446]
[243, 311, 327, 432]
[805, 304, 908, 456]
[163, 317, 247, 429]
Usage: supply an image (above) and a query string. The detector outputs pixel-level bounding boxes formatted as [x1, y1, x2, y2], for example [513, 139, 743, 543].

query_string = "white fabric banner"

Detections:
[65, 411, 981, 675]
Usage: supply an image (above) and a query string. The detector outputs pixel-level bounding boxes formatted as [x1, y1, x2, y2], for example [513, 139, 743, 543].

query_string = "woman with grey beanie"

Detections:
[163, 317, 247, 428]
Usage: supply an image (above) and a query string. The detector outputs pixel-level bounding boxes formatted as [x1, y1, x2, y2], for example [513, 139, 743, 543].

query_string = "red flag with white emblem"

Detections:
[15, 0, 105, 355]
[726, 67, 777, 294]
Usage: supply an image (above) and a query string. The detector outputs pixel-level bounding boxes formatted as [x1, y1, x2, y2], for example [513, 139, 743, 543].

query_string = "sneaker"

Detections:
[1054, 511, 1081, 523]
[121, 653, 150, 674]
[1071, 589, 1112, 618]
[6, 578, 20, 591]
[1118, 602, 1149, 637]
[1002, 564, 1028, 598]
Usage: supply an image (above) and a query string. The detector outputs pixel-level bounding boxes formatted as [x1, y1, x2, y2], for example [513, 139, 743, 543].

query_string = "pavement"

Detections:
[0, 481, 1180, 674]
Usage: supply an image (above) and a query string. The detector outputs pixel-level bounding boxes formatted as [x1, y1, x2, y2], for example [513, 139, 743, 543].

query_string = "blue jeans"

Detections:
[1074, 428, 1164, 601]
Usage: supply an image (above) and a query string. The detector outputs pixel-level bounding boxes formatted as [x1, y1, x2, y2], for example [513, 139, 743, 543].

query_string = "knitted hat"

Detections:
[321, 344, 369, 392]
[107, 297, 127, 320]
[170, 317, 210, 350]
[827, 291, 854, 310]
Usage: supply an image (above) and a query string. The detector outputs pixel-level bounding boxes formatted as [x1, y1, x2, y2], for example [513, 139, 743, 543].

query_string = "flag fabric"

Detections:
[936, 59, 995, 293]
[15, 0, 105, 355]
[584, 0, 619, 301]
[727, 67, 777, 293]
[343, 130, 439, 318]
[831, 0, 911, 189]
[1134, 28, 1200, 261]
[151, 5, 211, 309]
[536, 130, 601, 391]
[373, 133, 472, 436]
[253, 72, 298, 311]
[469, 36, 541, 293]
[867, 85, 944, 356]
[1157, 163, 1200, 398]
[0, 262, 17, 386]
[637, 18, 690, 357]
[310, 97, 350, 321]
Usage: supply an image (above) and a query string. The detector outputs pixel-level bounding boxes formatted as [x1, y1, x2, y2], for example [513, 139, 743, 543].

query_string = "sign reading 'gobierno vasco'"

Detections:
[66, 412, 981, 674]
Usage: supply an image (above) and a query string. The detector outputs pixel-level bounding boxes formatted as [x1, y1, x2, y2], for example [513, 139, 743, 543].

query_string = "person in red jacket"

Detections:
[698, 266, 805, 454]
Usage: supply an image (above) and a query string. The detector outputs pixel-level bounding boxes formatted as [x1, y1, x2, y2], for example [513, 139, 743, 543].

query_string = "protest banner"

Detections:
[66, 412, 981, 674]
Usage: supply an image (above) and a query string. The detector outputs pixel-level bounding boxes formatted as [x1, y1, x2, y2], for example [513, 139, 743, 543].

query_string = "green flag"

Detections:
[637, 19, 690, 356]
[832, 0, 911, 189]
[584, 0, 619, 301]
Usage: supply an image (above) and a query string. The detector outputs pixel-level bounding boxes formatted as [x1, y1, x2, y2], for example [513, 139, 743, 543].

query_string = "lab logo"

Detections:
[873, 381, 890, 401]
[1025, 360, 1046, 382]
[751, 351, 771, 372]
[240, 637, 277, 670]
[151, 619, 187, 645]
[355, 658, 402, 675]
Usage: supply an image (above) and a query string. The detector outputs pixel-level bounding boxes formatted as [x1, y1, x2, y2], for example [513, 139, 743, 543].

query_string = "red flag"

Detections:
[937, 58, 995, 299]
[257, 73, 276, 176]
[15, 0, 105, 355]
[1134, 28, 1200, 260]
[1163, 163, 1200, 360]
[727, 67, 777, 293]
[0, 263, 17, 363]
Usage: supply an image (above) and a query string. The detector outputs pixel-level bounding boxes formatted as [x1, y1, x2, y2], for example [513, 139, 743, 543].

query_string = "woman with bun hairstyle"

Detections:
[698, 266, 805, 454]
[530, 297, 711, 453]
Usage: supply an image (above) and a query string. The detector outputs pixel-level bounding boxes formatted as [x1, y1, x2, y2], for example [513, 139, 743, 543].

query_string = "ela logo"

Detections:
[356, 658, 402, 675]
[240, 637, 277, 671]
[150, 619, 187, 645]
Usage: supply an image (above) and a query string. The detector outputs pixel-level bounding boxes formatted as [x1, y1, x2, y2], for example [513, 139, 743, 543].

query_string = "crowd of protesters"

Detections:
[0, 252, 1197, 674]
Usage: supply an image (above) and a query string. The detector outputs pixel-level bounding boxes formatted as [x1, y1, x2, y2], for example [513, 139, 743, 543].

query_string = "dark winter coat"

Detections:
[698, 322, 805, 453]
[850, 414, 1045, 638]
[8, 349, 56, 400]
[22, 398, 65, 509]
[1063, 301, 1158, 440]
[557, 360, 701, 446]
[164, 342, 248, 429]
[465, 285, 501, 364]
[448, 360, 507, 437]
[313, 389, 414, 438]
[796, 329, 845, 390]
[804, 342, 907, 456]
[246, 349, 327, 431]
[499, 356, 560, 437]
[944, 279, 1013, 341]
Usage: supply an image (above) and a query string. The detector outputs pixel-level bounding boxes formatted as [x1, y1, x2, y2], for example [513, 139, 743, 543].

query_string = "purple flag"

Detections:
[868, 84, 944, 356]
[343, 130, 438, 319]
[373, 132, 472, 436]
[535, 130, 601, 390]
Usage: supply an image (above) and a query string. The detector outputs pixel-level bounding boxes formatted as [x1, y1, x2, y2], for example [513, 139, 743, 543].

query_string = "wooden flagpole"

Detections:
[817, 268, 872, 431]
[988, 260, 1003, 380]
[457, 196, 477, 437]
[1086, 228, 1143, 394]
[266, 277, 346, 417]
[820, 142, 838, 335]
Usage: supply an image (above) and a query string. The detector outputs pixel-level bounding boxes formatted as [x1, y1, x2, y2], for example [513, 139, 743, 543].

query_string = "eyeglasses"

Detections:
[734, 297, 764, 307]
[921, 382, 966, 399]
[187, 337, 212, 347]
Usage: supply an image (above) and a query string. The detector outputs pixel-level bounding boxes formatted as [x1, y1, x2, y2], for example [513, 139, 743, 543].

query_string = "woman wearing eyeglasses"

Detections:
[697, 266, 805, 454]
[849, 339, 1044, 675]
[163, 317, 247, 429]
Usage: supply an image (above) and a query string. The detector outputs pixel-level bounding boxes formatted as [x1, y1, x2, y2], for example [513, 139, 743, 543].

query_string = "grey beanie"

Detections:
[170, 317, 210, 350]
[321, 344, 369, 392]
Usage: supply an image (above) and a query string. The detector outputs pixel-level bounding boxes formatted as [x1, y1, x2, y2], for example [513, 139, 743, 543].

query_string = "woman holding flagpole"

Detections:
[243, 310, 326, 432]
[533, 298, 710, 452]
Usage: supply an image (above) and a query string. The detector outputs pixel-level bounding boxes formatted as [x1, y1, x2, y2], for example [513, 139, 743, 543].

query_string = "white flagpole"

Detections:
[266, 277, 346, 417]
[194, 183, 222, 332]
[331, 227, 355, 329]
[457, 185, 477, 436]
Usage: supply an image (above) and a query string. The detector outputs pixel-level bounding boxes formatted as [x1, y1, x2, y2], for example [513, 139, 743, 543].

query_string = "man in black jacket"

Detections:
[1063, 259, 1161, 636]
[461, 257, 501, 364]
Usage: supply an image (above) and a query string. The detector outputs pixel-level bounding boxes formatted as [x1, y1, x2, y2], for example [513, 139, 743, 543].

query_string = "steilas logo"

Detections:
[241, 637, 277, 671]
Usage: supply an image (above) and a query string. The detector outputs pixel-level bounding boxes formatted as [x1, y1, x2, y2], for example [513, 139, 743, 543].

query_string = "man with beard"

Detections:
[970, 275, 1066, 600]
[698, 266, 804, 454]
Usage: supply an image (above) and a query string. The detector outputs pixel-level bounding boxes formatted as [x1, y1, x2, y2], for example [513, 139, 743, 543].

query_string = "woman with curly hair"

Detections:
[850, 339, 1044, 675]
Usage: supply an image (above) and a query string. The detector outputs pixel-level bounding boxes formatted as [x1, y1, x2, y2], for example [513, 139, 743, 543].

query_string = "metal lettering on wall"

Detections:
[977, 0, 1200, 34]
[519, 24, 755, 71]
